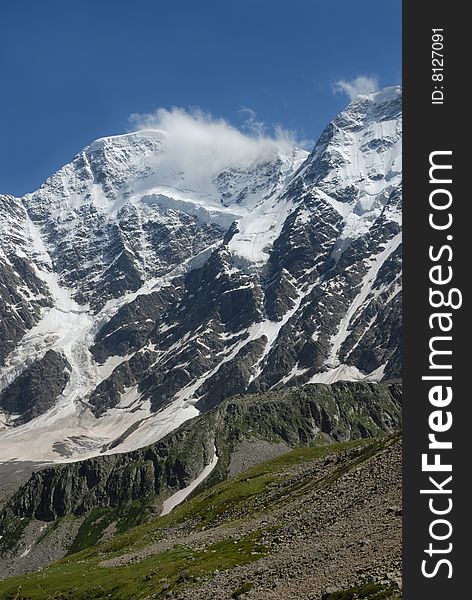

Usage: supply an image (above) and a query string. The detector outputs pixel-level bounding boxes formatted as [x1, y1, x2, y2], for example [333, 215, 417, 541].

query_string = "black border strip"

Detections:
[403, 2, 468, 597]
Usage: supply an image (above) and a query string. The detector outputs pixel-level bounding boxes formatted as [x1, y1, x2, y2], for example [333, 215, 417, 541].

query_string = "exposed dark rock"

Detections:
[91, 285, 182, 363]
[0, 350, 70, 424]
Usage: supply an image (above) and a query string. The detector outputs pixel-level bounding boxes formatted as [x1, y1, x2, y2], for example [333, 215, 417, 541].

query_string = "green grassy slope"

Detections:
[0, 436, 401, 600]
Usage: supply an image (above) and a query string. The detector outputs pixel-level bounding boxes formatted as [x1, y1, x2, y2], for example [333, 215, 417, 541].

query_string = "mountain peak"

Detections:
[352, 85, 401, 104]
[84, 128, 167, 154]
[0, 95, 401, 463]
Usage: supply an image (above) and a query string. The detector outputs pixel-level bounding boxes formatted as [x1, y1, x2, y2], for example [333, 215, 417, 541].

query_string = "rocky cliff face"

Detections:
[0, 350, 70, 424]
[0, 196, 52, 371]
[0, 87, 402, 462]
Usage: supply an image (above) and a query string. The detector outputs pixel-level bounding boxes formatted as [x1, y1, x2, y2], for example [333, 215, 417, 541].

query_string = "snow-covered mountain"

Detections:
[0, 87, 402, 463]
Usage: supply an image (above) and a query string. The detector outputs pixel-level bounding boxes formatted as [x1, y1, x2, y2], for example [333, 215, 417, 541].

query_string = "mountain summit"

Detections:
[0, 87, 402, 463]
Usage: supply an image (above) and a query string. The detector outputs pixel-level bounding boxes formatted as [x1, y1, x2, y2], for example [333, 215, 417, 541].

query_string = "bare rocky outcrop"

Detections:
[0, 350, 70, 424]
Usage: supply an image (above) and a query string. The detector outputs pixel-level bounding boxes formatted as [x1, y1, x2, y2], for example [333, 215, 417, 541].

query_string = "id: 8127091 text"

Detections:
[431, 28, 444, 105]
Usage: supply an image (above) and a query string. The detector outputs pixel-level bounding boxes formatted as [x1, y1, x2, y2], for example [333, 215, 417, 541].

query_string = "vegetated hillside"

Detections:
[0, 434, 402, 600]
[0, 382, 401, 578]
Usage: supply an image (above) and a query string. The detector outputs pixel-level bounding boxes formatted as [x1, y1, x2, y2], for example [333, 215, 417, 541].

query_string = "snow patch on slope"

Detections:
[326, 232, 402, 368]
[161, 446, 218, 516]
[308, 363, 386, 385]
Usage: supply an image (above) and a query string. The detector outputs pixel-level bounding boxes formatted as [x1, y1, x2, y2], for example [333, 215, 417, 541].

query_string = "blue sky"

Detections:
[0, 0, 401, 196]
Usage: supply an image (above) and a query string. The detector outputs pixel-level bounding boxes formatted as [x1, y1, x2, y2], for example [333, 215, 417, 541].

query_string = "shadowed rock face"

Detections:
[0, 196, 52, 368]
[0, 350, 70, 424]
[0, 382, 401, 528]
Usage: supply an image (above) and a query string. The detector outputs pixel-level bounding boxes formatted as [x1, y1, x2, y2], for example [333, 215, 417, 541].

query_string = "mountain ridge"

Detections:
[0, 87, 402, 463]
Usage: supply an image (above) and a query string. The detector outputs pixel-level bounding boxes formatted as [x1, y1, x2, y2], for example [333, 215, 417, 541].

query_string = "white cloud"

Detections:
[128, 107, 298, 186]
[239, 107, 266, 137]
[333, 75, 379, 100]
